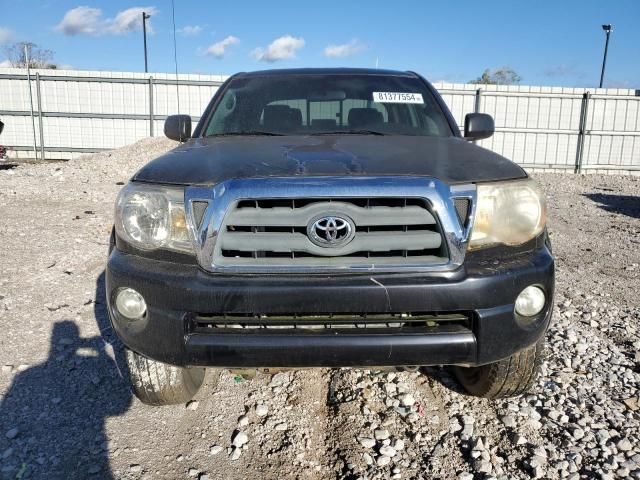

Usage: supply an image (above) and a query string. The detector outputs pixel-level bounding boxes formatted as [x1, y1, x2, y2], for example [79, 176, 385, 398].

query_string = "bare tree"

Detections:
[470, 66, 521, 85]
[3, 42, 57, 69]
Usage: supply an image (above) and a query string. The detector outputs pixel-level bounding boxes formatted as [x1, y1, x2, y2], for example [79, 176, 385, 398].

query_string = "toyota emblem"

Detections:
[307, 215, 355, 247]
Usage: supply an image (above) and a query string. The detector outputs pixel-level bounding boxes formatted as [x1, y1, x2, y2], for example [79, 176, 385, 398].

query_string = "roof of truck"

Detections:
[235, 68, 418, 78]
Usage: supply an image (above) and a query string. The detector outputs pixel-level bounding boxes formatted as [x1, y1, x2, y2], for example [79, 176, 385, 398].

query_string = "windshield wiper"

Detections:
[210, 131, 285, 137]
[311, 130, 386, 136]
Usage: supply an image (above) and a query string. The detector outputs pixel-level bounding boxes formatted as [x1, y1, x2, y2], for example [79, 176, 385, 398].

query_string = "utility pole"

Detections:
[24, 44, 38, 161]
[599, 24, 613, 88]
[142, 11, 151, 73]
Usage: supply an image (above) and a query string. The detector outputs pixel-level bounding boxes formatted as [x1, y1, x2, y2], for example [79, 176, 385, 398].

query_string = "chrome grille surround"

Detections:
[184, 177, 476, 273]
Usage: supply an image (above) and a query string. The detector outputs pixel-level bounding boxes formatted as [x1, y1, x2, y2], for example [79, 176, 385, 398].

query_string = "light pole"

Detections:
[142, 11, 151, 73]
[599, 24, 612, 88]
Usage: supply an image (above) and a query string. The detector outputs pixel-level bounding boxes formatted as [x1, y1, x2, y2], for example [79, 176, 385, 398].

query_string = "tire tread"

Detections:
[454, 338, 545, 399]
[125, 349, 205, 406]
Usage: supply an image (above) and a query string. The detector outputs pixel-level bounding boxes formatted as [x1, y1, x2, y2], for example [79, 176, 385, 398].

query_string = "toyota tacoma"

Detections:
[106, 68, 554, 405]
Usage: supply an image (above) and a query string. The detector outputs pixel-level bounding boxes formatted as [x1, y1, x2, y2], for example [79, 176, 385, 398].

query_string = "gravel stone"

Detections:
[379, 445, 397, 457]
[532, 446, 547, 458]
[618, 438, 634, 452]
[572, 427, 585, 440]
[209, 445, 223, 456]
[230, 448, 242, 461]
[500, 415, 517, 428]
[269, 373, 289, 388]
[255, 404, 268, 417]
[461, 422, 474, 437]
[232, 432, 249, 448]
[397, 393, 415, 407]
[529, 455, 547, 468]
[393, 439, 405, 451]
[474, 459, 492, 474]
[359, 437, 376, 449]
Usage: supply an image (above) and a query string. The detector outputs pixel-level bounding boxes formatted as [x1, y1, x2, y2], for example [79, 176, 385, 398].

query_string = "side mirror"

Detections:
[464, 113, 494, 141]
[164, 115, 192, 142]
[0, 120, 4, 135]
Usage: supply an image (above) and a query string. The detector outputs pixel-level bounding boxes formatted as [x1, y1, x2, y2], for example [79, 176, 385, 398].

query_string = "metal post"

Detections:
[148, 76, 154, 137]
[599, 25, 612, 88]
[474, 88, 483, 113]
[24, 45, 38, 161]
[574, 92, 590, 173]
[473, 88, 483, 143]
[35, 73, 45, 160]
[142, 12, 150, 73]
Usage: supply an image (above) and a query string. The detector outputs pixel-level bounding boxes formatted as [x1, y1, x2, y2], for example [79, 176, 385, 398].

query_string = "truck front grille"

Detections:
[213, 197, 448, 268]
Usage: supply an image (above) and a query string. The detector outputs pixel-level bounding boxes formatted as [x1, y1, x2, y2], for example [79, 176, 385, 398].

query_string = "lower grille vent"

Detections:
[190, 312, 471, 332]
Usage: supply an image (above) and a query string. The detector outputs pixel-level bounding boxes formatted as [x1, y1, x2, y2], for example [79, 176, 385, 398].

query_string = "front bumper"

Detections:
[106, 242, 554, 368]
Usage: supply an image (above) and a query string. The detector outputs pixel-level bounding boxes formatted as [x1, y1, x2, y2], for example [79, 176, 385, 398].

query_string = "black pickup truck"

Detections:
[106, 68, 554, 405]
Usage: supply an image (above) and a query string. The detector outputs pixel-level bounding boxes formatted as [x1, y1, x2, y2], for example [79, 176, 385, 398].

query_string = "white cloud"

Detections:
[251, 35, 304, 62]
[0, 59, 12, 68]
[106, 7, 158, 35]
[55, 6, 102, 35]
[206, 35, 239, 58]
[178, 25, 202, 36]
[0, 27, 14, 45]
[323, 39, 365, 58]
[55, 6, 157, 36]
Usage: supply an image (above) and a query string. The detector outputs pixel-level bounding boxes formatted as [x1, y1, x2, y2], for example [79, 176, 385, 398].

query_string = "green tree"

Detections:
[470, 66, 521, 85]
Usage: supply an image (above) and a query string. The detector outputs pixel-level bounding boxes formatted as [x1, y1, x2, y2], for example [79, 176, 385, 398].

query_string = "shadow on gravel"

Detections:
[0, 272, 132, 479]
[420, 366, 469, 396]
[584, 193, 640, 219]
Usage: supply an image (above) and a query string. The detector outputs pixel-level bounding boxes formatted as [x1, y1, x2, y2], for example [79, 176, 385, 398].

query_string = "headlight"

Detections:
[115, 182, 192, 253]
[469, 178, 546, 250]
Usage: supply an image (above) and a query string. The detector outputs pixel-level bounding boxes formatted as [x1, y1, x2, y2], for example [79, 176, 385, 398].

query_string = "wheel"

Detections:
[125, 348, 206, 406]
[453, 338, 545, 399]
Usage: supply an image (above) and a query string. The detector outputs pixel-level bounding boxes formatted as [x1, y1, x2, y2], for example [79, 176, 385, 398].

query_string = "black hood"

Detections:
[133, 135, 526, 186]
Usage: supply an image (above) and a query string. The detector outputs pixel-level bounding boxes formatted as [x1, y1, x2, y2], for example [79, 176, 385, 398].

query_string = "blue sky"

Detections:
[1, 0, 638, 87]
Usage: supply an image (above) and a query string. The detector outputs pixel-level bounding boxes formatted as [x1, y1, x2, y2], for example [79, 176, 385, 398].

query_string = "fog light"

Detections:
[115, 288, 147, 320]
[515, 286, 546, 317]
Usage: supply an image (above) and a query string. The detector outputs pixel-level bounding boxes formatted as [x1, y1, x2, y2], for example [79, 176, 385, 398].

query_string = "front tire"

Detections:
[453, 338, 545, 399]
[125, 348, 205, 406]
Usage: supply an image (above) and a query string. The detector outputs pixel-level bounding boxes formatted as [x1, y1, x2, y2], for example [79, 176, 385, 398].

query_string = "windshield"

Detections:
[203, 74, 453, 137]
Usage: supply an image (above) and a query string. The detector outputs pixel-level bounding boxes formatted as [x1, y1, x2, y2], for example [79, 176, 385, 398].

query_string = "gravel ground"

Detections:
[0, 138, 638, 480]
